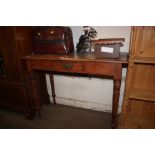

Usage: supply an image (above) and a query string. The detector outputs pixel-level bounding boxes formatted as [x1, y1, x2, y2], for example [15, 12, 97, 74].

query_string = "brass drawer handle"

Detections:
[62, 62, 73, 70]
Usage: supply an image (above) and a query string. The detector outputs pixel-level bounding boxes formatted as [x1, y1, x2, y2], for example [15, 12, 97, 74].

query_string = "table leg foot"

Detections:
[35, 110, 41, 119]
[111, 121, 118, 129]
[25, 111, 35, 120]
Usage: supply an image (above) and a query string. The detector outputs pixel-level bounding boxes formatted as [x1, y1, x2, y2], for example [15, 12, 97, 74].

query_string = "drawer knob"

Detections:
[50, 31, 54, 34]
[62, 62, 73, 70]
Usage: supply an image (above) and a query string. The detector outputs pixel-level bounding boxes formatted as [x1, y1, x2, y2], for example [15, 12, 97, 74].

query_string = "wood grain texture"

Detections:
[22, 52, 128, 64]
[0, 27, 50, 117]
[22, 53, 127, 128]
[129, 89, 155, 102]
[120, 26, 155, 129]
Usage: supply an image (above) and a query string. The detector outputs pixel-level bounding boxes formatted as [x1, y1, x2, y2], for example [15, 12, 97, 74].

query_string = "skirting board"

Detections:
[49, 96, 122, 113]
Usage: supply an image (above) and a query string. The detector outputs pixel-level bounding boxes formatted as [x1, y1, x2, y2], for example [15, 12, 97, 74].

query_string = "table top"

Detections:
[22, 52, 128, 64]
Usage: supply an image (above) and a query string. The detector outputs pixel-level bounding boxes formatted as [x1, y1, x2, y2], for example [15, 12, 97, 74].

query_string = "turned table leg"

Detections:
[30, 72, 42, 118]
[49, 74, 56, 105]
[112, 64, 122, 128]
[112, 80, 121, 128]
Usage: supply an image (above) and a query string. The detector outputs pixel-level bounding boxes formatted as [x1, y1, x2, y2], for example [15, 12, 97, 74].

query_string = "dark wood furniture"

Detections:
[32, 26, 74, 54]
[22, 53, 128, 128]
[0, 27, 49, 118]
[120, 26, 155, 128]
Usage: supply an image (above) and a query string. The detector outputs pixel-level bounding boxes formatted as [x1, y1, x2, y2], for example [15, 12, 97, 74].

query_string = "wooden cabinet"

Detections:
[0, 27, 49, 117]
[0, 53, 4, 75]
[120, 26, 155, 128]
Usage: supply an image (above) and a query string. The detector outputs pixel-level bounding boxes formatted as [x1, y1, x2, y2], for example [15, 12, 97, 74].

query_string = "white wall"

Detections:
[46, 26, 131, 113]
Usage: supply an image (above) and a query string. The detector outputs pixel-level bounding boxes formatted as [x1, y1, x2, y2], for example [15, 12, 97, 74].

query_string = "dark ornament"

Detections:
[76, 26, 97, 56]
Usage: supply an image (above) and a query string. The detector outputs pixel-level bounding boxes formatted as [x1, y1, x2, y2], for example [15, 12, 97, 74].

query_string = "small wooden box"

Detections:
[91, 38, 125, 58]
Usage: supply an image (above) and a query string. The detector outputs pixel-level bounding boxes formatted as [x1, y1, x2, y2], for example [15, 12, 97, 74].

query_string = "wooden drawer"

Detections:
[31, 59, 115, 76]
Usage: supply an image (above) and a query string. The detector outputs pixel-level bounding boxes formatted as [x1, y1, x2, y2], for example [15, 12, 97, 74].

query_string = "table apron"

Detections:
[30, 59, 116, 77]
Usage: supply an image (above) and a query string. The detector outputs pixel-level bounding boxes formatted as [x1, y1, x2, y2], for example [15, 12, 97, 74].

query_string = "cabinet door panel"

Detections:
[0, 27, 21, 81]
[124, 99, 155, 129]
[134, 26, 155, 58]
[0, 27, 32, 81]
[0, 82, 28, 111]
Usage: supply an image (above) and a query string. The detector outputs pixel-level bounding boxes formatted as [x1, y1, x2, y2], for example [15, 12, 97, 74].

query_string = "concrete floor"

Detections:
[0, 104, 112, 129]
